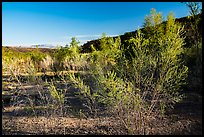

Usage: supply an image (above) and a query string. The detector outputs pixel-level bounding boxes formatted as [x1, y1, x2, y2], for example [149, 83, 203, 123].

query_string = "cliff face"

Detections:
[81, 14, 202, 53]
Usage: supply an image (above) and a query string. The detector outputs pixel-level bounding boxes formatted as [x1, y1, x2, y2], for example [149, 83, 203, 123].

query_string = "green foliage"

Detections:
[68, 37, 81, 64]
[69, 72, 99, 117]
[184, 38, 202, 92]
[48, 81, 65, 105]
[68, 35, 122, 116]
[143, 8, 164, 44]
[2, 47, 29, 63]
[30, 50, 46, 63]
[69, 9, 188, 134]
[142, 11, 187, 104]
[29, 47, 47, 72]
[70, 37, 80, 48]
[52, 46, 69, 63]
[143, 8, 163, 27]
[182, 2, 202, 93]
[51, 37, 82, 73]
[90, 35, 122, 73]
[3, 5, 201, 134]
[51, 46, 70, 73]
[2, 47, 33, 75]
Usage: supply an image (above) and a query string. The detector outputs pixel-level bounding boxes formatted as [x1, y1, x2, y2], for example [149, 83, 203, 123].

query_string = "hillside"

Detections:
[2, 46, 55, 54]
[2, 14, 201, 54]
[81, 14, 202, 53]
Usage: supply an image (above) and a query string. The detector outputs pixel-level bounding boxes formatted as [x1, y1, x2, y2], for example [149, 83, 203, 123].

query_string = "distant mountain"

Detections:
[2, 44, 57, 49]
[31, 44, 57, 49]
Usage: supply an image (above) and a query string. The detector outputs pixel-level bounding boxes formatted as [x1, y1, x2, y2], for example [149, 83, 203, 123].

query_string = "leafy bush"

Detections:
[51, 37, 82, 73]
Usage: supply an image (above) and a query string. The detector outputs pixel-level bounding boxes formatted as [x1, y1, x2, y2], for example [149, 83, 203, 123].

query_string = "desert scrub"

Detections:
[69, 9, 189, 135]
[29, 47, 47, 72]
[51, 37, 82, 74]
[2, 47, 31, 75]
[36, 80, 66, 117]
[69, 72, 99, 118]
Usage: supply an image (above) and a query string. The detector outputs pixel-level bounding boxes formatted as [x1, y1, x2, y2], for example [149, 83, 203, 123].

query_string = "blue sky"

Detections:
[2, 2, 201, 47]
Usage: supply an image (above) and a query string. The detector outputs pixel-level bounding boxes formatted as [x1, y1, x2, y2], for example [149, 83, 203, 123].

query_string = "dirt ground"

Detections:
[2, 106, 202, 135]
[2, 75, 202, 135]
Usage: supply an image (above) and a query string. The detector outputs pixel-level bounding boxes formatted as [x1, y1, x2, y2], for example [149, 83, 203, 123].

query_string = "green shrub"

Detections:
[47, 80, 65, 115]
[29, 47, 47, 72]
[51, 37, 81, 73]
[69, 9, 189, 134]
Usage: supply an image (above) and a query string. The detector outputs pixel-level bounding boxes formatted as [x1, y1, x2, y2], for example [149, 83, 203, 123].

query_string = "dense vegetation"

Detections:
[2, 3, 202, 135]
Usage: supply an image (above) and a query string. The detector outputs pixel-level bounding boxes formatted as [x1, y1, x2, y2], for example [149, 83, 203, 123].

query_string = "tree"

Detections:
[69, 37, 80, 55]
[182, 2, 202, 93]
[183, 2, 201, 17]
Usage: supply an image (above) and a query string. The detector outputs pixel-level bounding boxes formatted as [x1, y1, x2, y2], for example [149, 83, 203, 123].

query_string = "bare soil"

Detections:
[2, 74, 202, 135]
